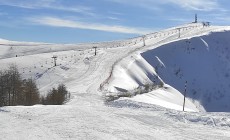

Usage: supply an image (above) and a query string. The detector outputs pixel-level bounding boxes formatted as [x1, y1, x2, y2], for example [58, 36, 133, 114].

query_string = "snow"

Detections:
[105, 23, 230, 112]
[123, 84, 199, 112]
[140, 30, 230, 112]
[200, 37, 209, 51]
[1, 23, 230, 139]
[155, 56, 166, 68]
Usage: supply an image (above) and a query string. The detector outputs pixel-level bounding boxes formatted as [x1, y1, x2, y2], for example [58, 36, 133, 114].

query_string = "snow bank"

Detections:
[105, 53, 160, 92]
[120, 84, 199, 112]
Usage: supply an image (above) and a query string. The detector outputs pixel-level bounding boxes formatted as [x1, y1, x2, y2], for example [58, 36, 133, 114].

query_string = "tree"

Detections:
[23, 78, 40, 106]
[0, 64, 40, 106]
[1, 64, 25, 106]
[57, 84, 68, 103]
[0, 71, 5, 107]
[0, 64, 70, 106]
[7, 64, 22, 105]
[46, 88, 58, 105]
[43, 84, 70, 105]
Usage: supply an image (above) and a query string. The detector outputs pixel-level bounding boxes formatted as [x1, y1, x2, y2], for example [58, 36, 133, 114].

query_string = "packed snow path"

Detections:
[1, 23, 230, 139]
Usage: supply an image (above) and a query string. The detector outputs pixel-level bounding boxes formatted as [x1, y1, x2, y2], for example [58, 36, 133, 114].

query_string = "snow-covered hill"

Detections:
[140, 31, 230, 112]
[104, 23, 230, 112]
[1, 23, 230, 139]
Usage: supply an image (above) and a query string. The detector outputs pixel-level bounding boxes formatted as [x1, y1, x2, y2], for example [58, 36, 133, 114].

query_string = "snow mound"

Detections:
[105, 53, 160, 92]
[125, 84, 199, 112]
[165, 111, 230, 127]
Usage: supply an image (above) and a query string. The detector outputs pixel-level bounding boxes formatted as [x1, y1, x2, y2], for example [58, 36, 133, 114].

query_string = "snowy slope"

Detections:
[0, 23, 230, 139]
[140, 30, 230, 112]
[104, 24, 230, 112]
[120, 84, 199, 112]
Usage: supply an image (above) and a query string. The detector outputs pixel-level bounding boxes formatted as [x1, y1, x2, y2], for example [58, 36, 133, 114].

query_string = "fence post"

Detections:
[183, 81, 187, 111]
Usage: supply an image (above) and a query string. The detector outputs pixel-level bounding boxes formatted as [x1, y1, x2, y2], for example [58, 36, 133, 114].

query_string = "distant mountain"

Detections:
[0, 38, 9, 42]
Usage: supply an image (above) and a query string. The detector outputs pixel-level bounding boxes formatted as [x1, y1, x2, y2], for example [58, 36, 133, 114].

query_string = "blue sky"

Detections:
[0, 0, 229, 43]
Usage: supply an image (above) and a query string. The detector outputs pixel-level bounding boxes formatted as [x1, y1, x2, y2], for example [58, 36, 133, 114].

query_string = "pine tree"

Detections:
[44, 84, 70, 105]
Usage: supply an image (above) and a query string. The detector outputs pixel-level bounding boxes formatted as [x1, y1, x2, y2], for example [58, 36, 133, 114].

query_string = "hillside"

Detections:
[104, 24, 230, 112]
[140, 31, 230, 112]
[1, 23, 230, 139]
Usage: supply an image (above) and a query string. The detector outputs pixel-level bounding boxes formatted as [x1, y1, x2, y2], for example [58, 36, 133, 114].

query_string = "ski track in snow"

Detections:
[1, 23, 230, 139]
[200, 37, 210, 51]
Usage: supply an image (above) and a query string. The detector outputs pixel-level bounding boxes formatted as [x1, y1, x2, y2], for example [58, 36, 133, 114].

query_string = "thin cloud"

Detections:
[107, 16, 120, 21]
[108, 0, 224, 11]
[0, 0, 55, 9]
[169, 0, 221, 11]
[29, 16, 152, 34]
[0, 0, 94, 15]
[168, 18, 191, 22]
[106, 0, 163, 11]
[213, 15, 230, 23]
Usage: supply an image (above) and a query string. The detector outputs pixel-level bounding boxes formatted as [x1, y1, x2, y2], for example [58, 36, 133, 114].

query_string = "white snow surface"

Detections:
[1, 23, 230, 139]
[122, 84, 199, 112]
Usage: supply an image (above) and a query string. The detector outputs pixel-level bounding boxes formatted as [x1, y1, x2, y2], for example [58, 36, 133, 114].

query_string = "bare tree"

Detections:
[23, 78, 40, 106]
[0, 64, 40, 106]
[0, 64, 70, 107]
[7, 64, 22, 106]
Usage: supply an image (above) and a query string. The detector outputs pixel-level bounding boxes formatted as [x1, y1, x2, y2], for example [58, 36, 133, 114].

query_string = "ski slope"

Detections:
[1, 23, 230, 139]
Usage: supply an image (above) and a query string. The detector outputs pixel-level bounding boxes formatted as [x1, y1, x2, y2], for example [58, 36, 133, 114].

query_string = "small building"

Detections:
[202, 22, 210, 27]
